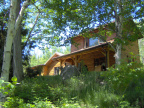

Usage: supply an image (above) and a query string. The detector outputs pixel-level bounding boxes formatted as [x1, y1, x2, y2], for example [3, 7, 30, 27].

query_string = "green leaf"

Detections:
[11, 76, 17, 85]
[0, 79, 4, 85]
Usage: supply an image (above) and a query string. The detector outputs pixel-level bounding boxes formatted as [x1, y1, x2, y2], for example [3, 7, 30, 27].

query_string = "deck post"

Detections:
[75, 55, 78, 67]
[105, 51, 108, 68]
[59, 60, 62, 73]
[107, 48, 110, 68]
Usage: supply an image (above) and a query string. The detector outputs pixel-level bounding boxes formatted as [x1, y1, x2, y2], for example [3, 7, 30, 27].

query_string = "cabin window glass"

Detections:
[89, 37, 98, 47]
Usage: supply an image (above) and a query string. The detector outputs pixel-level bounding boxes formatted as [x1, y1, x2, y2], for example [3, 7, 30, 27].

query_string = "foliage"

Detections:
[6, 72, 120, 107]
[12, 76, 64, 103]
[3, 97, 55, 108]
[103, 62, 144, 107]
[25, 67, 42, 78]
[30, 46, 70, 67]
[3, 62, 144, 107]
[0, 76, 17, 96]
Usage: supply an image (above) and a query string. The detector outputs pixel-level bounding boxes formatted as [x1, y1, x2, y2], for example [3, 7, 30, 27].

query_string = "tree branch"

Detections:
[99, 35, 116, 52]
[91, 31, 116, 52]
[23, 2, 41, 48]
[23, 13, 40, 48]
[14, 0, 30, 37]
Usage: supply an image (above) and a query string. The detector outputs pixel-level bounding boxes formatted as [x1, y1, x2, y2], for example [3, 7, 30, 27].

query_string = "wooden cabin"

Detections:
[31, 22, 141, 76]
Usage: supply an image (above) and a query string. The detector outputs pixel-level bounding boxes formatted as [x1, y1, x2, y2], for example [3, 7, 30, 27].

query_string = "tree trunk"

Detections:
[115, 43, 122, 66]
[114, 0, 123, 67]
[0, 1, 17, 107]
[1, 0, 17, 82]
[1, 0, 30, 81]
[0, 0, 30, 107]
[13, 0, 23, 82]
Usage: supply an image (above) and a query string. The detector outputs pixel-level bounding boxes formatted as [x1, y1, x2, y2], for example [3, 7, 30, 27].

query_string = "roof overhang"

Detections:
[53, 43, 109, 60]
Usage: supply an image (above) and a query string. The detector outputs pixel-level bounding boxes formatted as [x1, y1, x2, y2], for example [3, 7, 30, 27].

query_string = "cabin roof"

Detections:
[44, 52, 63, 65]
[53, 42, 109, 60]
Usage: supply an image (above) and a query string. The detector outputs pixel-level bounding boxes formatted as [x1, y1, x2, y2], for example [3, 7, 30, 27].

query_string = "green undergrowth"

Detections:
[2, 62, 144, 108]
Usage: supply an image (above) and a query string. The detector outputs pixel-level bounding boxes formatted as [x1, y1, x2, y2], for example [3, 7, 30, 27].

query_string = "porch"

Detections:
[53, 43, 115, 74]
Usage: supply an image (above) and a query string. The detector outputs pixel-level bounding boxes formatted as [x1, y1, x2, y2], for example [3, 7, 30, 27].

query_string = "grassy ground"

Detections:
[2, 62, 144, 108]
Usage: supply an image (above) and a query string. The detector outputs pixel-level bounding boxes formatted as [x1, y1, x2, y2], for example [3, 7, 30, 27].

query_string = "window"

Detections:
[54, 67, 59, 75]
[89, 37, 98, 47]
[89, 37, 104, 47]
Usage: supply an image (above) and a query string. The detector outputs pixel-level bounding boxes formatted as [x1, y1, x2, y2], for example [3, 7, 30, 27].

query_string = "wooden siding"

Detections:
[41, 66, 48, 76]
[41, 60, 66, 76]
[78, 50, 115, 71]
[71, 36, 85, 52]
[71, 33, 116, 53]
[40, 46, 115, 75]
[109, 51, 115, 67]
[121, 40, 140, 63]
[47, 61, 60, 75]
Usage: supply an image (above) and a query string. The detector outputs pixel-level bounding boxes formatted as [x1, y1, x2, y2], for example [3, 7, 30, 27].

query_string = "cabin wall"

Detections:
[121, 40, 140, 63]
[40, 50, 115, 75]
[109, 51, 115, 67]
[71, 36, 85, 52]
[48, 61, 61, 75]
[41, 65, 48, 76]
[71, 33, 116, 53]
[40, 61, 59, 76]
[41, 60, 66, 76]
[78, 50, 115, 71]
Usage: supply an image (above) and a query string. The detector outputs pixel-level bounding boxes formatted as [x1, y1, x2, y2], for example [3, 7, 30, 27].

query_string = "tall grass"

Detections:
[3, 62, 144, 108]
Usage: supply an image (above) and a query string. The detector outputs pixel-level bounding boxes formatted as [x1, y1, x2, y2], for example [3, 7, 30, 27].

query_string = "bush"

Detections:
[12, 76, 65, 103]
[103, 62, 144, 107]
[25, 67, 41, 78]
[3, 97, 55, 108]
[4, 64, 144, 107]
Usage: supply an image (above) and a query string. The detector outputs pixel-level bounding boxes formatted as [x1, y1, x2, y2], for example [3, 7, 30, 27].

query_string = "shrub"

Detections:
[3, 97, 56, 108]
[25, 67, 41, 78]
[5, 64, 144, 108]
[12, 76, 64, 103]
[3, 97, 24, 108]
[103, 62, 144, 107]
[62, 72, 120, 107]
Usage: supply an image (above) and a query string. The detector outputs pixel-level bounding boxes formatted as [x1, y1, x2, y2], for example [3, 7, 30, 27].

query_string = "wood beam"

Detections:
[71, 57, 75, 63]
[77, 55, 82, 62]
[108, 47, 115, 52]
[100, 51, 106, 56]
[74, 55, 78, 67]
[59, 60, 62, 67]
[107, 49, 110, 67]
[62, 59, 66, 66]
